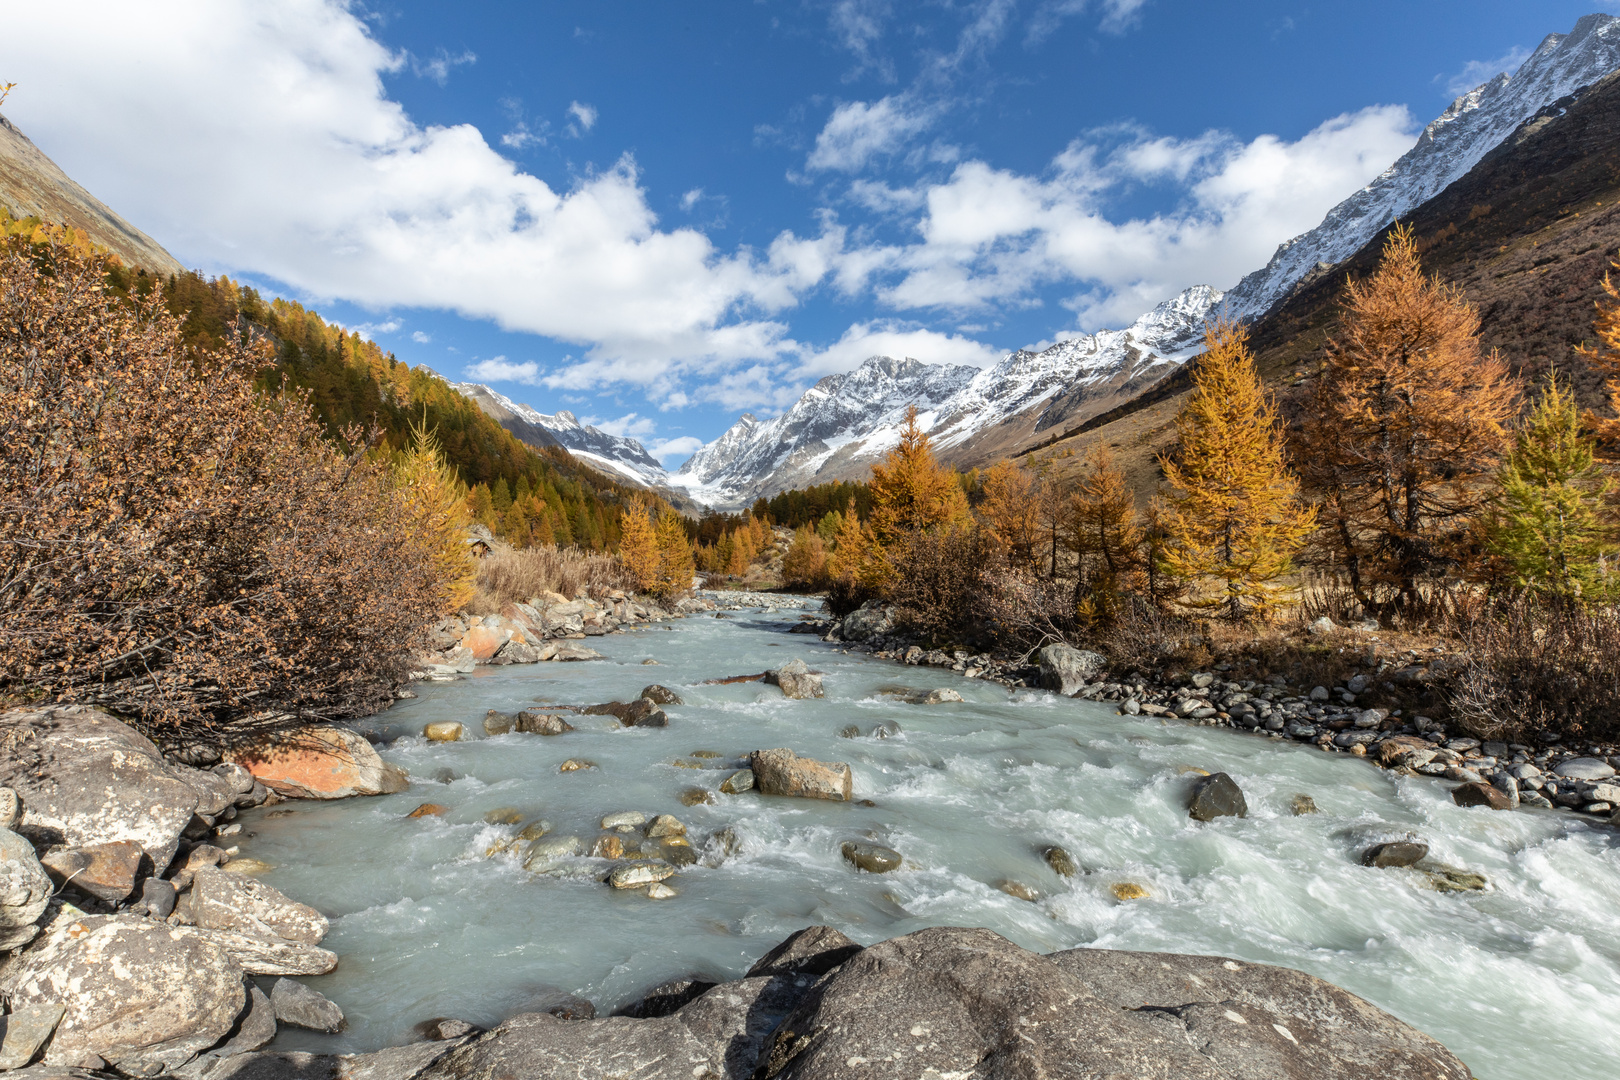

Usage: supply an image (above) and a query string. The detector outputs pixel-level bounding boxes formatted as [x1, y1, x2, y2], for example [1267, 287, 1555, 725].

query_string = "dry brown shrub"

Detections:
[1444, 597, 1620, 741]
[888, 525, 998, 646]
[466, 544, 632, 613]
[0, 241, 442, 747]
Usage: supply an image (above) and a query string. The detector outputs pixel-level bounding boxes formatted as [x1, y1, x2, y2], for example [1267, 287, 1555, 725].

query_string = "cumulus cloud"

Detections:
[807, 96, 934, 172]
[854, 104, 1418, 327]
[352, 318, 402, 338]
[465, 357, 542, 384]
[3, 0, 823, 379]
[1439, 45, 1532, 98]
[646, 435, 706, 462]
[585, 412, 656, 439]
[411, 330, 432, 343]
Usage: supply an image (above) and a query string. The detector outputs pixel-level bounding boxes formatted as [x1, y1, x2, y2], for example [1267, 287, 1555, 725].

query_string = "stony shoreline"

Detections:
[810, 599, 1620, 830]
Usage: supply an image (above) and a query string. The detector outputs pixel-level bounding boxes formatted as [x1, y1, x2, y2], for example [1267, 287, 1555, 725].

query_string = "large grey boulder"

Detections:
[764, 660, 824, 700]
[0, 707, 200, 872]
[388, 925, 1472, 1080]
[838, 602, 893, 643]
[170, 926, 338, 977]
[0, 907, 245, 1072]
[0, 828, 52, 951]
[269, 978, 345, 1033]
[188, 868, 329, 945]
[1036, 643, 1107, 696]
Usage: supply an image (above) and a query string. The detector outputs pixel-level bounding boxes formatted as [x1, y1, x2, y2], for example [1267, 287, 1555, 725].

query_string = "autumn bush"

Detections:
[465, 543, 633, 613]
[0, 241, 444, 749]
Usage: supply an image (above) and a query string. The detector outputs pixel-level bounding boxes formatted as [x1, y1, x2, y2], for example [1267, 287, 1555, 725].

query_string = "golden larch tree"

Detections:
[825, 498, 872, 584]
[653, 508, 696, 598]
[1067, 443, 1143, 621]
[395, 419, 477, 612]
[618, 494, 660, 592]
[977, 459, 1042, 569]
[1576, 258, 1620, 447]
[867, 406, 970, 546]
[1297, 224, 1517, 611]
[1161, 320, 1315, 620]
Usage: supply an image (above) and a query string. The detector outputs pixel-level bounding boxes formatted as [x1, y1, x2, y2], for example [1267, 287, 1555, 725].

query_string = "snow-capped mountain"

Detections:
[673, 14, 1620, 509]
[1226, 13, 1620, 318]
[452, 382, 670, 487]
[673, 356, 979, 505]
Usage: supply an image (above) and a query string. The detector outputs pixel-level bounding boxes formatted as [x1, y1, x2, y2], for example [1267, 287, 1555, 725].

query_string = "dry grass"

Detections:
[465, 544, 633, 614]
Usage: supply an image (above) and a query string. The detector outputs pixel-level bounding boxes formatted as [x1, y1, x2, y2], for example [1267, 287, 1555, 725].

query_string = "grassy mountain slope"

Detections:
[1027, 67, 1620, 497]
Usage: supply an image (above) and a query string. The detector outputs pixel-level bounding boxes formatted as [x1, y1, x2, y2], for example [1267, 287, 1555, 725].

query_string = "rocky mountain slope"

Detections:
[451, 382, 668, 486]
[672, 13, 1620, 508]
[0, 111, 183, 275]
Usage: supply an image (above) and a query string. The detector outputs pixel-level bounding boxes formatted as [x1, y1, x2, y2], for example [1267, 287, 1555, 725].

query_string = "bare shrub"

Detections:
[466, 544, 632, 613]
[0, 242, 442, 748]
[1445, 597, 1620, 741]
[888, 526, 998, 646]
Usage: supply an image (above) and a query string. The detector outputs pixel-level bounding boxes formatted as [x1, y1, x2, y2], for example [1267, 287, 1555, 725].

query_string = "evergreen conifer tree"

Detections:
[469, 483, 498, 532]
[1161, 320, 1315, 620]
[1484, 373, 1617, 601]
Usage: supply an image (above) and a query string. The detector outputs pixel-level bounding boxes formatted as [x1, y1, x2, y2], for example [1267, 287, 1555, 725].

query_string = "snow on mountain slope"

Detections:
[452, 382, 671, 487]
[1226, 12, 1620, 319]
[672, 355, 978, 505]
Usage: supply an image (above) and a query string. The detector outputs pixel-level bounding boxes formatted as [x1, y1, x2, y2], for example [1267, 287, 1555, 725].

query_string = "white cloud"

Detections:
[411, 48, 476, 86]
[1439, 45, 1532, 98]
[853, 104, 1418, 327]
[352, 318, 401, 338]
[4, 0, 825, 382]
[797, 320, 1002, 377]
[680, 188, 703, 211]
[829, 0, 895, 82]
[465, 357, 542, 384]
[585, 412, 656, 439]
[411, 330, 432, 343]
[807, 96, 934, 172]
[566, 101, 598, 136]
[647, 435, 705, 462]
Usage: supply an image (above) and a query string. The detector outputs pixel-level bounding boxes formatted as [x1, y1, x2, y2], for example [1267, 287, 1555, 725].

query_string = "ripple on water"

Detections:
[239, 604, 1620, 1076]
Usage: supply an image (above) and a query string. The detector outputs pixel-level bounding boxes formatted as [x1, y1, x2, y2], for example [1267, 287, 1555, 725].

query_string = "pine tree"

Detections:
[1298, 224, 1517, 610]
[491, 477, 513, 514]
[1161, 320, 1316, 620]
[653, 509, 695, 598]
[977, 459, 1042, 569]
[817, 509, 842, 545]
[1484, 373, 1618, 601]
[618, 495, 660, 592]
[1576, 259, 1620, 447]
[395, 419, 477, 611]
[501, 501, 529, 547]
[867, 406, 970, 546]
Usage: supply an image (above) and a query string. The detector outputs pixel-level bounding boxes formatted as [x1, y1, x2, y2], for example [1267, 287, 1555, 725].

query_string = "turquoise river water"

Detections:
[239, 601, 1620, 1078]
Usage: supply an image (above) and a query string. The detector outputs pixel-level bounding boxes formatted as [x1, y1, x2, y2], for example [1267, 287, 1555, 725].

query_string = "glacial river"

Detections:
[241, 601, 1620, 1078]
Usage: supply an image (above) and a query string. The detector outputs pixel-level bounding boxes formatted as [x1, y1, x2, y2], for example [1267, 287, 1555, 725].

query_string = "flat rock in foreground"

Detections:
[215, 925, 1472, 1080]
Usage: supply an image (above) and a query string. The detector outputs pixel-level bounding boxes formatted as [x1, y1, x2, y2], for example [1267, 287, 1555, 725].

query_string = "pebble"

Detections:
[645, 814, 687, 838]
[559, 759, 597, 772]
[423, 722, 464, 742]
[1110, 882, 1150, 900]
[680, 788, 715, 806]
[998, 880, 1039, 902]
[590, 835, 625, 859]
[483, 807, 525, 825]
[646, 882, 677, 899]
[609, 862, 677, 889]
[602, 811, 647, 830]
[1362, 841, 1427, 868]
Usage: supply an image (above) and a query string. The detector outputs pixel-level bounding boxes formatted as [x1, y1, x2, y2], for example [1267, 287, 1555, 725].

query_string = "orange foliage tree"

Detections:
[1576, 257, 1620, 447]
[0, 242, 443, 747]
[1297, 225, 1517, 611]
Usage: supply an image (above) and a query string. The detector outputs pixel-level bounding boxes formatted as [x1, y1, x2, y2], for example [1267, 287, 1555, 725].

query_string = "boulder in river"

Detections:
[172, 925, 338, 976]
[1290, 794, 1319, 816]
[269, 978, 345, 1033]
[749, 749, 852, 801]
[719, 769, 755, 795]
[558, 759, 596, 773]
[608, 862, 676, 889]
[764, 659, 824, 700]
[912, 689, 964, 704]
[381, 924, 1472, 1080]
[40, 841, 147, 904]
[840, 842, 901, 873]
[998, 880, 1039, 901]
[640, 685, 683, 706]
[1452, 782, 1514, 810]
[1, 907, 246, 1072]
[482, 710, 515, 736]
[1110, 882, 1150, 900]
[423, 722, 464, 742]
[838, 601, 894, 642]
[0, 828, 52, 951]
[189, 867, 329, 945]
[228, 725, 409, 801]
[515, 710, 574, 736]
[1553, 756, 1616, 780]
[1042, 845, 1078, 877]
[1361, 841, 1428, 868]
[407, 803, 450, 819]
[1037, 643, 1106, 696]
[1188, 772, 1248, 821]
[0, 706, 201, 872]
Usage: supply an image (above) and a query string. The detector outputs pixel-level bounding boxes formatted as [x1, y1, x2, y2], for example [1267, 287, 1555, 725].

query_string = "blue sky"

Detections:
[4, 0, 1611, 463]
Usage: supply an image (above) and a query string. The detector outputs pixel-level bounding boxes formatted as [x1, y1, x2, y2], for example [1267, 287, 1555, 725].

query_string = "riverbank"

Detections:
[2, 599, 1616, 1075]
[814, 598, 1620, 828]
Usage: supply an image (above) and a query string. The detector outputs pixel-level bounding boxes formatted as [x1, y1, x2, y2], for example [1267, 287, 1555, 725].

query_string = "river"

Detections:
[239, 600, 1620, 1078]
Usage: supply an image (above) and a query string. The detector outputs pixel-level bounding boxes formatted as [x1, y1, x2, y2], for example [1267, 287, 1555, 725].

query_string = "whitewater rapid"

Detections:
[239, 602, 1620, 1076]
